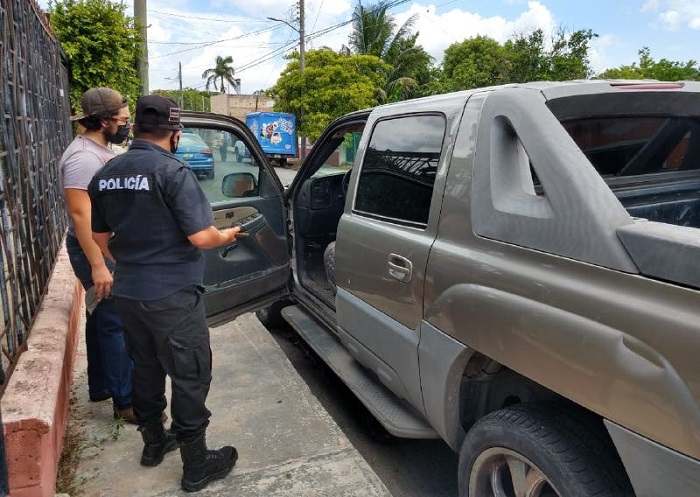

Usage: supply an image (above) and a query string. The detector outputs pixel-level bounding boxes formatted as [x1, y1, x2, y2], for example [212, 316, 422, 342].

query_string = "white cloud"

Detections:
[395, 1, 557, 64]
[642, 0, 700, 31]
[588, 34, 616, 74]
[659, 10, 682, 31]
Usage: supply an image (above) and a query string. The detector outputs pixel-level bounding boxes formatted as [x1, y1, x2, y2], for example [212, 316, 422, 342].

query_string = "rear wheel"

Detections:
[206, 168, 215, 180]
[458, 403, 635, 497]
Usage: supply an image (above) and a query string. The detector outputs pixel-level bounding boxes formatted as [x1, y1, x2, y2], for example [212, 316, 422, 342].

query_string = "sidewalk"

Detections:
[65, 313, 392, 497]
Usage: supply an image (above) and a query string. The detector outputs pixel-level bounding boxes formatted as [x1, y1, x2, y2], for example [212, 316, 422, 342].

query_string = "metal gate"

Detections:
[0, 0, 71, 386]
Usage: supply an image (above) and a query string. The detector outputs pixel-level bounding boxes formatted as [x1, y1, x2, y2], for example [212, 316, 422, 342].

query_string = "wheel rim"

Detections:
[469, 447, 561, 497]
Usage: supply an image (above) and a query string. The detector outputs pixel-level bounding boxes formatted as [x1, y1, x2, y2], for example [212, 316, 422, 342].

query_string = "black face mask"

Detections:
[170, 132, 180, 154]
[106, 124, 130, 145]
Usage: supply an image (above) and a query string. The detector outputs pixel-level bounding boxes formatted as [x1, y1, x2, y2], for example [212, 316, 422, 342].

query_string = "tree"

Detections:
[270, 49, 389, 141]
[501, 28, 597, 83]
[597, 47, 700, 81]
[48, 0, 141, 112]
[152, 88, 214, 111]
[347, 1, 433, 102]
[201, 56, 239, 94]
[433, 28, 597, 93]
[439, 36, 509, 92]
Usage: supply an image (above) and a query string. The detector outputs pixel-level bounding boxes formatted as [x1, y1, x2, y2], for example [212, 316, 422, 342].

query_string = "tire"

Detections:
[323, 242, 336, 294]
[458, 403, 635, 497]
[255, 300, 291, 329]
[206, 168, 215, 180]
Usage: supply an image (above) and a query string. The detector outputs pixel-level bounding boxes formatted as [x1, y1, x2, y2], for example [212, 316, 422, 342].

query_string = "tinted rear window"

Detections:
[562, 117, 698, 177]
[547, 92, 700, 178]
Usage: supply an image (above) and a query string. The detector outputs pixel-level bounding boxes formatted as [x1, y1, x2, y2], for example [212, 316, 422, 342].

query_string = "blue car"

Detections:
[175, 132, 215, 179]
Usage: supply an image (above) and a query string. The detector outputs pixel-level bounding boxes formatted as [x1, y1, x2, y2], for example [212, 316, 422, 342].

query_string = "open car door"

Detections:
[180, 111, 290, 326]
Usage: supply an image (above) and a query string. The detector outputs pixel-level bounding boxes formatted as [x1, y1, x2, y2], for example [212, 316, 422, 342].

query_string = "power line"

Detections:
[310, 0, 324, 34]
[152, 0, 415, 88]
[150, 24, 283, 59]
[150, 9, 269, 23]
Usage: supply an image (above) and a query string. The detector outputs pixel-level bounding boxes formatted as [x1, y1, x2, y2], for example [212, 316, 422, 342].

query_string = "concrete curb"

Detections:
[1, 242, 82, 497]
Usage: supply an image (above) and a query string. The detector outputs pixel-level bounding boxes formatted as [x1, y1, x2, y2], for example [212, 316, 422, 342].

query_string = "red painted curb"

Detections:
[1, 240, 82, 497]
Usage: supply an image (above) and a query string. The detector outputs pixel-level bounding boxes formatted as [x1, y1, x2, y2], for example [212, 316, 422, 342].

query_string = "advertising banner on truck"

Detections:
[246, 112, 297, 157]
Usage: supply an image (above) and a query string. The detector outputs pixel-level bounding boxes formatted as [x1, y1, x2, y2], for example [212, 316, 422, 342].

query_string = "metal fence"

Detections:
[0, 0, 72, 385]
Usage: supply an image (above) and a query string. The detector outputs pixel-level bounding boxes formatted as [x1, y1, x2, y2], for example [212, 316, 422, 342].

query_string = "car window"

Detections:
[354, 114, 445, 227]
[178, 133, 207, 147]
[176, 126, 261, 204]
[310, 130, 363, 179]
[561, 117, 700, 177]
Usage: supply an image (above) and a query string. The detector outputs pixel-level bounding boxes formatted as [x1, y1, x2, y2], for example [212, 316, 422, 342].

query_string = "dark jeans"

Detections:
[115, 286, 212, 441]
[66, 234, 133, 409]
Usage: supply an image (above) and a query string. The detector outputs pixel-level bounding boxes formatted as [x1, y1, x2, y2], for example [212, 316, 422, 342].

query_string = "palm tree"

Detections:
[348, 1, 433, 102]
[201, 55, 240, 93]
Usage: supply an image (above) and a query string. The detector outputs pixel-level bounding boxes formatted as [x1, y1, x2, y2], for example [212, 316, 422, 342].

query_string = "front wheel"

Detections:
[255, 300, 291, 329]
[458, 404, 635, 497]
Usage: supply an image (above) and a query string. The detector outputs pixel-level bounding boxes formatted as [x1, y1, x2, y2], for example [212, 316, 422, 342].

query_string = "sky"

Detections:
[42, 0, 700, 95]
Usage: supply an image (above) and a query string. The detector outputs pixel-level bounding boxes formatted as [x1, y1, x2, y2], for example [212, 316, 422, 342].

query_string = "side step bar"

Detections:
[281, 305, 437, 439]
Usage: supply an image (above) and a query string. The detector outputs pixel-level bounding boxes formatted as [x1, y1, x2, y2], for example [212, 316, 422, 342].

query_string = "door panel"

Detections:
[180, 112, 290, 325]
[334, 111, 453, 407]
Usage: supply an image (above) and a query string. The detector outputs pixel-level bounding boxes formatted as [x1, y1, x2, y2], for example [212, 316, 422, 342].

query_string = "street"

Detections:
[195, 152, 259, 201]
[264, 321, 459, 497]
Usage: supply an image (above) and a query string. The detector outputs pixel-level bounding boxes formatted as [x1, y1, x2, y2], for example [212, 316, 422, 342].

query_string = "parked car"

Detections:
[232, 138, 251, 163]
[181, 81, 700, 497]
[175, 132, 215, 179]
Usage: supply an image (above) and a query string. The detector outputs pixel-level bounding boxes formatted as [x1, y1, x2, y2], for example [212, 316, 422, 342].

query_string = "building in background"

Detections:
[210, 93, 275, 121]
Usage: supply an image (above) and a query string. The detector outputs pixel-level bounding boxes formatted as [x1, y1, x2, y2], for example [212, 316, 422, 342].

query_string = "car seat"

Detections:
[323, 241, 336, 295]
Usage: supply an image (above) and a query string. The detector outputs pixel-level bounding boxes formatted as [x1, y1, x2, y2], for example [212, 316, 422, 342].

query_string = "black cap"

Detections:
[135, 95, 181, 130]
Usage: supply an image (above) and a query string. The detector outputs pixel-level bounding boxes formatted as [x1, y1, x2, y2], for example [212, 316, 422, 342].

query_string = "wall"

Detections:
[1, 244, 82, 497]
[210, 94, 275, 121]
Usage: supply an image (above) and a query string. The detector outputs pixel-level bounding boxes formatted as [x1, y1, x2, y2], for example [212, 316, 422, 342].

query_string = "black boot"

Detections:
[138, 420, 179, 467]
[180, 433, 238, 492]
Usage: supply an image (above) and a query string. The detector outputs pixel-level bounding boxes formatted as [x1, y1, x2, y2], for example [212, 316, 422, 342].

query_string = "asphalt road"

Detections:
[266, 322, 460, 497]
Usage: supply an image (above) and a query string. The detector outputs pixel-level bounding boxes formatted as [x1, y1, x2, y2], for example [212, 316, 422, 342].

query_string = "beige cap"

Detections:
[70, 87, 126, 121]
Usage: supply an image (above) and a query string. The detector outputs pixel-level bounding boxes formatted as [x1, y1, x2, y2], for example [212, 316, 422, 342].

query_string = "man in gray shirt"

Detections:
[60, 87, 136, 423]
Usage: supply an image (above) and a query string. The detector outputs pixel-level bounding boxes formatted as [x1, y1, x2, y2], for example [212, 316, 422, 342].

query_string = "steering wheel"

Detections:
[341, 169, 352, 196]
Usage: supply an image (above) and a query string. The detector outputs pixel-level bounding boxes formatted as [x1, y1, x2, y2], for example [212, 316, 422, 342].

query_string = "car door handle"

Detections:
[387, 253, 412, 283]
[221, 243, 238, 258]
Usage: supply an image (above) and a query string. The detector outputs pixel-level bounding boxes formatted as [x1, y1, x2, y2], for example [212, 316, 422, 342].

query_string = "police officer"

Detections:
[88, 95, 241, 492]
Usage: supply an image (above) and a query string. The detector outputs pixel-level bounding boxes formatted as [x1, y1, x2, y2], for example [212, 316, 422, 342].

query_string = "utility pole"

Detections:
[178, 61, 184, 108]
[134, 0, 149, 95]
[299, 0, 306, 159]
[268, 0, 306, 160]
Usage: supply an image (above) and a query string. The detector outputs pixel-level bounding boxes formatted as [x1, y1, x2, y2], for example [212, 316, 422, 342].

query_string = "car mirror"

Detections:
[222, 172, 257, 198]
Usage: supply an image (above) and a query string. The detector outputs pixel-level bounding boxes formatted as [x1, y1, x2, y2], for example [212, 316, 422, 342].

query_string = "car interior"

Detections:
[291, 125, 365, 307]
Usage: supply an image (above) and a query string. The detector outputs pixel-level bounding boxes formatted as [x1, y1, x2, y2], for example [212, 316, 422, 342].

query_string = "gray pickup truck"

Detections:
[181, 80, 700, 497]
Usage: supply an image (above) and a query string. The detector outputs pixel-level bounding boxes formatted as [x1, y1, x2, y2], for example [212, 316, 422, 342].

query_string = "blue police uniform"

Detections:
[89, 139, 215, 441]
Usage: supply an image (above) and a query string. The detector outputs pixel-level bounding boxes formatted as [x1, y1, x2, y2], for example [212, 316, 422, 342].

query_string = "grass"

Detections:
[55, 396, 86, 496]
[55, 396, 125, 496]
